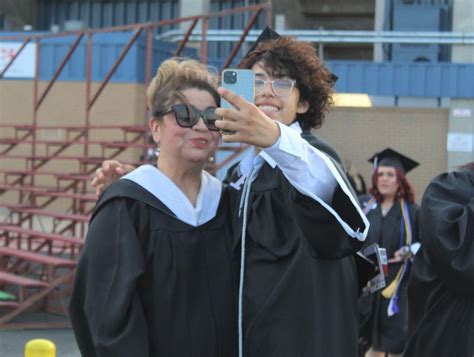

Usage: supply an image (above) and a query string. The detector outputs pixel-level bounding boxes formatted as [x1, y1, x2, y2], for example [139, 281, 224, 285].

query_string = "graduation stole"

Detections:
[362, 196, 377, 215]
[237, 167, 258, 357]
[381, 197, 412, 316]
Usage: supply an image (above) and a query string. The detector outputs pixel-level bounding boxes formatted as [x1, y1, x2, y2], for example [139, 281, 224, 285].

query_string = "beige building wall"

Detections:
[1, 80, 147, 126]
[317, 107, 449, 203]
[0, 80, 148, 204]
[448, 0, 474, 169]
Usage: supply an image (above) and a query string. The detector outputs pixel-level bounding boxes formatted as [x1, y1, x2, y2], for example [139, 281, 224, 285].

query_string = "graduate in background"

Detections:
[345, 157, 368, 196]
[404, 162, 474, 357]
[69, 58, 237, 357]
[359, 148, 420, 357]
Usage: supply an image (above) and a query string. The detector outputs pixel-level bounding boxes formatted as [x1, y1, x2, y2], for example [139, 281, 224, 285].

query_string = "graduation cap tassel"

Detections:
[237, 168, 257, 357]
[372, 157, 378, 173]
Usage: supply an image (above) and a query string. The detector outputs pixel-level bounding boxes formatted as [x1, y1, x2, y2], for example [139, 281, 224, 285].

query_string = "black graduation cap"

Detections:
[247, 26, 281, 54]
[368, 148, 419, 174]
[244, 26, 338, 84]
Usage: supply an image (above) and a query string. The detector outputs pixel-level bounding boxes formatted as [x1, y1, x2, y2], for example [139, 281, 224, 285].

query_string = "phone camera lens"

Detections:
[223, 71, 237, 84]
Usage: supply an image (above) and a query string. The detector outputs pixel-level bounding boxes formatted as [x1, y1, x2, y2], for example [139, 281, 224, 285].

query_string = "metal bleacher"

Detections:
[0, 5, 263, 328]
[0, 123, 151, 328]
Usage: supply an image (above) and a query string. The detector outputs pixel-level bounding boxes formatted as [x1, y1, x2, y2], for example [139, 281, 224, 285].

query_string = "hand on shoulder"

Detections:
[92, 160, 135, 196]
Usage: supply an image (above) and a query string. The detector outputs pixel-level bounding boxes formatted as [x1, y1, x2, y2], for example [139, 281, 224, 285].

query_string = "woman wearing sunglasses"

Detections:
[69, 58, 236, 357]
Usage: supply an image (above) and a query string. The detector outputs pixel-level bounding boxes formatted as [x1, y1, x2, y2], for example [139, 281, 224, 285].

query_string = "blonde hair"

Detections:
[146, 58, 220, 117]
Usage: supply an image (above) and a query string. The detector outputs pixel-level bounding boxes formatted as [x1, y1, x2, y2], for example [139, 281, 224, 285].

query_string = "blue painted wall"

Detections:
[328, 61, 474, 98]
[37, 0, 179, 33]
[1, 31, 196, 82]
[38, 33, 197, 82]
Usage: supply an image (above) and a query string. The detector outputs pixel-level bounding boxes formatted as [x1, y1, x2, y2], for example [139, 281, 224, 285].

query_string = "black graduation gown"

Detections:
[301, 130, 343, 166]
[404, 169, 474, 357]
[303, 130, 367, 197]
[225, 134, 368, 357]
[359, 196, 419, 354]
[69, 179, 236, 357]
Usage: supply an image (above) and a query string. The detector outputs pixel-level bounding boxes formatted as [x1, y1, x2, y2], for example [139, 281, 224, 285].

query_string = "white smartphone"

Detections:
[220, 69, 255, 134]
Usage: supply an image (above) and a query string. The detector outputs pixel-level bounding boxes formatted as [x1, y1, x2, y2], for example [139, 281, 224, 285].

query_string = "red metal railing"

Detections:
[1, 4, 268, 172]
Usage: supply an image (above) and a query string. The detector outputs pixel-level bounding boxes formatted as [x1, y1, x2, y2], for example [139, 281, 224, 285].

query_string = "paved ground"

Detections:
[0, 328, 80, 356]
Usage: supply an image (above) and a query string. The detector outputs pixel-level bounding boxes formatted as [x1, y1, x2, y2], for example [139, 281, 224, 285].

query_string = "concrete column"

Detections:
[452, 0, 474, 63]
[447, 0, 474, 170]
[447, 103, 474, 169]
[179, 0, 210, 26]
[373, 0, 386, 62]
[177, 0, 210, 56]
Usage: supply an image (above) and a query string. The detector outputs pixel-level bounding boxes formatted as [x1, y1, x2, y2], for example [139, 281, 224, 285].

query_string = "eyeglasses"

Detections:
[254, 79, 296, 97]
[156, 104, 219, 131]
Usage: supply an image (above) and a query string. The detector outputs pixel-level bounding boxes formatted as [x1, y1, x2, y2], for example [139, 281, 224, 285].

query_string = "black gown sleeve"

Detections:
[69, 199, 149, 357]
[291, 185, 364, 259]
[412, 203, 420, 243]
[420, 170, 474, 294]
[287, 145, 367, 259]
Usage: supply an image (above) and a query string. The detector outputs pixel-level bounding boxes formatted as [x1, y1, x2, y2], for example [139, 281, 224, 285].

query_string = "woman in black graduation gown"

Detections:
[69, 58, 237, 357]
[359, 148, 420, 357]
[404, 162, 474, 357]
[215, 33, 370, 357]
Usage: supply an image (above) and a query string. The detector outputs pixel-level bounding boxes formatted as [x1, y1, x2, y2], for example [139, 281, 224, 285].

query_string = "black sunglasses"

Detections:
[156, 104, 219, 131]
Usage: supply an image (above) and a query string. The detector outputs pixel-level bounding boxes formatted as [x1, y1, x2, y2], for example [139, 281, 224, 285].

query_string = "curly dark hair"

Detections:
[369, 167, 416, 204]
[238, 36, 334, 130]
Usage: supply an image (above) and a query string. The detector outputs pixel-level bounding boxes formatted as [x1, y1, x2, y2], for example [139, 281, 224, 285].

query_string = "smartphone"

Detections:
[220, 69, 255, 135]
